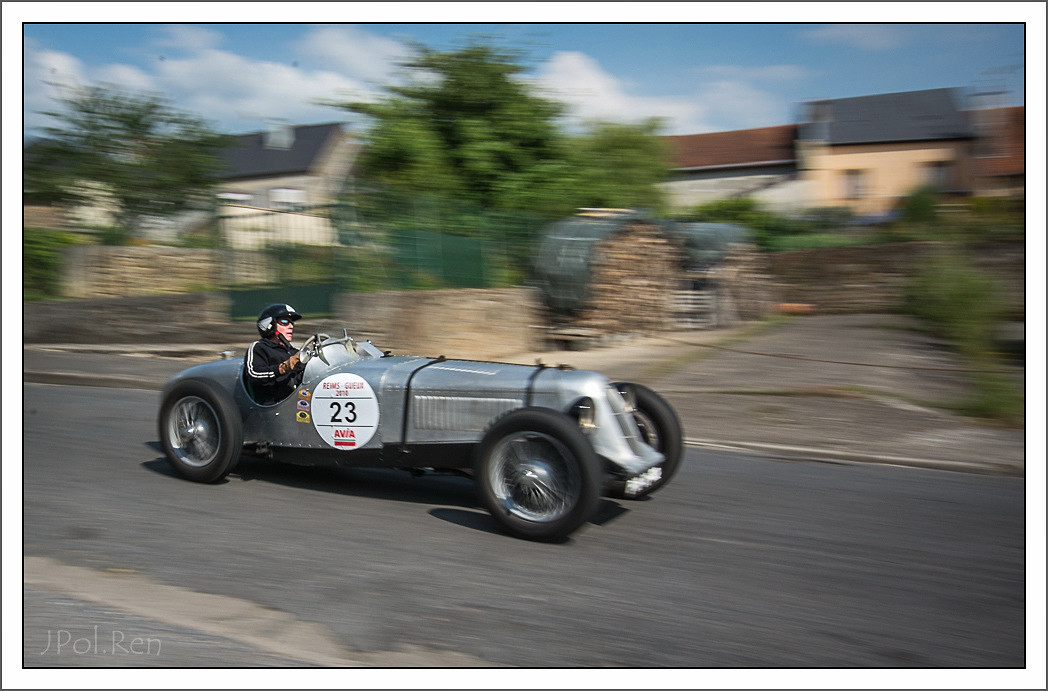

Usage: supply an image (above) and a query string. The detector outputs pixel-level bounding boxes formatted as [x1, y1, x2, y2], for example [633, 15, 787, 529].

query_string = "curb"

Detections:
[24, 370, 163, 391]
[684, 438, 1023, 477]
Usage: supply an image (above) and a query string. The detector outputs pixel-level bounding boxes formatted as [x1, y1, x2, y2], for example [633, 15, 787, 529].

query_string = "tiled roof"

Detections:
[218, 123, 344, 180]
[973, 106, 1025, 177]
[798, 88, 974, 145]
[665, 124, 798, 170]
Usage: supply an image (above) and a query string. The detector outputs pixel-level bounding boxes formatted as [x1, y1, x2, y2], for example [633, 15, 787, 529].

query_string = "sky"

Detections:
[12, 7, 1036, 142]
[4, 8, 1047, 686]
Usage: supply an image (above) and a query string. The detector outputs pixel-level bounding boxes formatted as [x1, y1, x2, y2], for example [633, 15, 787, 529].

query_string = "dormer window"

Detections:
[264, 123, 295, 150]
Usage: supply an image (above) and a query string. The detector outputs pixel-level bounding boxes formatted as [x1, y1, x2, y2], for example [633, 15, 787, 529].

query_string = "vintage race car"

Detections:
[158, 330, 683, 541]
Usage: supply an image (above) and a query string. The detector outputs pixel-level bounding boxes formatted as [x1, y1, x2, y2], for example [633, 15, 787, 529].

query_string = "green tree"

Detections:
[569, 119, 669, 213]
[24, 83, 230, 239]
[331, 41, 668, 219]
[336, 42, 568, 211]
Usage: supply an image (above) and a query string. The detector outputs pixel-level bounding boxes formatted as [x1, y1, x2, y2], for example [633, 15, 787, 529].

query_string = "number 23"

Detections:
[330, 401, 357, 423]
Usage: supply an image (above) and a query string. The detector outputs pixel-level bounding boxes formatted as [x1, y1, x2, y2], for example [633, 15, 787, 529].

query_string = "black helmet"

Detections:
[256, 303, 302, 337]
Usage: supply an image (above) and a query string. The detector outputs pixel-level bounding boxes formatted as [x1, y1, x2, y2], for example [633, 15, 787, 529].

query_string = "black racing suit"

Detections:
[244, 337, 304, 405]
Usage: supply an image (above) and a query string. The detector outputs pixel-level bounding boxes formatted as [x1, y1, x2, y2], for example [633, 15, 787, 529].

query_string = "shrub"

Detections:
[904, 248, 1022, 424]
[23, 229, 79, 300]
[904, 248, 1003, 358]
[897, 185, 939, 224]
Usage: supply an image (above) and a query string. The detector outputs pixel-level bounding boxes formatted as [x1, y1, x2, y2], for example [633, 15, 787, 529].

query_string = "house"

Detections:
[215, 122, 360, 247]
[970, 105, 1025, 199]
[795, 88, 977, 215]
[216, 122, 357, 209]
[660, 88, 1021, 217]
[661, 124, 807, 212]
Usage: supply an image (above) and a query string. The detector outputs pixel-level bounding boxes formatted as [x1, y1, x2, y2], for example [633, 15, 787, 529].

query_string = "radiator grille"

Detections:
[413, 396, 523, 431]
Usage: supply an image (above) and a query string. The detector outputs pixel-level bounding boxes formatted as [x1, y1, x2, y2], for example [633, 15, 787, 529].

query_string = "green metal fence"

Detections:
[217, 188, 548, 319]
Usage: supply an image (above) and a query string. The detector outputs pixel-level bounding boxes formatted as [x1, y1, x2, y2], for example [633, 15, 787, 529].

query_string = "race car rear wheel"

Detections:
[608, 383, 684, 499]
[475, 408, 602, 541]
[159, 378, 243, 483]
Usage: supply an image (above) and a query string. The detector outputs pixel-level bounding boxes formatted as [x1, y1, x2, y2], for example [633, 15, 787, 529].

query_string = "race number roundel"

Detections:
[311, 373, 379, 450]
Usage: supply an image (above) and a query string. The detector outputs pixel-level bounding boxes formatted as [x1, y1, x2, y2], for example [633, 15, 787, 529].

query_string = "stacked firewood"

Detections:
[569, 221, 686, 334]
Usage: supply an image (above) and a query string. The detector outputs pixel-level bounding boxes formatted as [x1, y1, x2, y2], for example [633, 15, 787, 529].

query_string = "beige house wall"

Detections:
[800, 140, 974, 214]
[218, 204, 337, 248]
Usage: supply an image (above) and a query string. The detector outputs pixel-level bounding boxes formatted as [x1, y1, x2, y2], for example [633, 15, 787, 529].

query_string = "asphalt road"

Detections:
[21, 382, 1026, 671]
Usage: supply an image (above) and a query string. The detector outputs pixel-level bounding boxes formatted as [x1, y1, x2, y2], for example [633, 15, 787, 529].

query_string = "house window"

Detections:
[270, 187, 307, 211]
[217, 191, 252, 204]
[843, 169, 866, 200]
[924, 161, 954, 190]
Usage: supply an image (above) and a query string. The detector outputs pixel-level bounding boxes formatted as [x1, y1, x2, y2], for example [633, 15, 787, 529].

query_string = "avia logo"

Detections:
[334, 428, 357, 447]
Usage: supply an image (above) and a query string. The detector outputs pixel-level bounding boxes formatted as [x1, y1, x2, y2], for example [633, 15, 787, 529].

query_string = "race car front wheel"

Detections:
[475, 407, 602, 541]
[607, 382, 684, 499]
[159, 378, 243, 483]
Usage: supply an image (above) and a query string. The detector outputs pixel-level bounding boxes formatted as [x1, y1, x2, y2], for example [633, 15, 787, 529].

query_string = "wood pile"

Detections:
[566, 221, 686, 334]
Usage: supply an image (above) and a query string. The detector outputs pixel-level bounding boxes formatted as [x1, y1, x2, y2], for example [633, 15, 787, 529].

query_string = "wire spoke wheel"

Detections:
[159, 378, 243, 483]
[475, 407, 601, 541]
[168, 396, 221, 468]
[489, 432, 582, 523]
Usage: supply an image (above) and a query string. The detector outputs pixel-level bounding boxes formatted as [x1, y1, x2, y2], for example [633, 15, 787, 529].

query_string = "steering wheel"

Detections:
[298, 333, 331, 366]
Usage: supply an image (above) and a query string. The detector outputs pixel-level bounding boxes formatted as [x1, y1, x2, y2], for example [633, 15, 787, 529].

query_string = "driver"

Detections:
[244, 303, 306, 405]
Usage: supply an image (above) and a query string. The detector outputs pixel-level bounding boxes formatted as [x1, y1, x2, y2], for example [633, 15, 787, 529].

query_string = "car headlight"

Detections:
[570, 397, 597, 433]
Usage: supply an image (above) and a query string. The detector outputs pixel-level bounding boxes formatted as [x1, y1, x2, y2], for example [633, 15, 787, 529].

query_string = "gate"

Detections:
[218, 204, 341, 319]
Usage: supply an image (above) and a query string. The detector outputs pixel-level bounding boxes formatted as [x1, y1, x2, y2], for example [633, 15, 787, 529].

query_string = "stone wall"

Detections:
[27, 242, 1023, 351]
[62, 246, 223, 298]
[765, 241, 1025, 317]
[332, 288, 542, 360]
[23, 288, 542, 360]
[23, 293, 234, 344]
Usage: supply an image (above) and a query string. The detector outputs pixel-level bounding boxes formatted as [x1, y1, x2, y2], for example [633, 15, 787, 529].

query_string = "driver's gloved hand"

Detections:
[278, 353, 301, 375]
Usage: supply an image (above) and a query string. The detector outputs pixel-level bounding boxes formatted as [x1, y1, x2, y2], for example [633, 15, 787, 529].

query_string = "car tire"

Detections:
[608, 383, 684, 499]
[474, 407, 602, 541]
[159, 378, 244, 483]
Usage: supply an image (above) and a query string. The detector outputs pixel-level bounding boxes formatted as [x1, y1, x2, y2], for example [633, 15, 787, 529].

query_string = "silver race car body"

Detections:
[159, 331, 683, 540]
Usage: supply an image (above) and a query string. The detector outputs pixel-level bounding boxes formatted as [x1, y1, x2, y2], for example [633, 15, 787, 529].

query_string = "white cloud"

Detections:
[692, 80, 786, 132]
[533, 50, 796, 135]
[801, 24, 904, 51]
[95, 63, 155, 92]
[22, 39, 87, 137]
[296, 26, 410, 87]
[22, 30, 377, 136]
[534, 51, 706, 134]
[152, 47, 365, 125]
